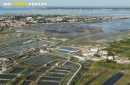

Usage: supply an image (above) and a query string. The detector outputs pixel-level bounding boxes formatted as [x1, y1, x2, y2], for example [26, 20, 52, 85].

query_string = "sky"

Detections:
[0, 0, 130, 7]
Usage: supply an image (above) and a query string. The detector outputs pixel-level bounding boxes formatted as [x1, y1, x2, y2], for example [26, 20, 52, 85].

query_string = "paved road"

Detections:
[67, 62, 82, 85]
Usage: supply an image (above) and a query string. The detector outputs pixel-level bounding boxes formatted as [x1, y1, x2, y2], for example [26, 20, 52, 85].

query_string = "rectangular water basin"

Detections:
[38, 82, 59, 85]
[11, 68, 25, 73]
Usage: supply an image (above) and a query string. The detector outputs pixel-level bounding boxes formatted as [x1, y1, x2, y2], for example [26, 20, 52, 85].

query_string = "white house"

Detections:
[39, 49, 48, 53]
[89, 48, 99, 53]
[100, 51, 108, 56]
[26, 17, 33, 21]
[74, 55, 85, 60]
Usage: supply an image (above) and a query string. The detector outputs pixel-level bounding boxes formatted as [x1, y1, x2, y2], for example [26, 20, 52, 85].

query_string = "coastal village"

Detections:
[0, 15, 130, 72]
[1, 14, 130, 85]
[0, 15, 130, 31]
[1, 38, 130, 73]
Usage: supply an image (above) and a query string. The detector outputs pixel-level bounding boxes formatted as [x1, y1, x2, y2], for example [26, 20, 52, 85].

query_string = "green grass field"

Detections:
[76, 62, 130, 85]
[105, 38, 130, 58]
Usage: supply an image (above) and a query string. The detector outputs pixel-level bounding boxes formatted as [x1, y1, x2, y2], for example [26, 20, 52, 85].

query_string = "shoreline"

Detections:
[21, 18, 129, 39]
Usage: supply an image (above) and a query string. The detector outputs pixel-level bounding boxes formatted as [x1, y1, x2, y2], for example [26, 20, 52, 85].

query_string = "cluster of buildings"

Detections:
[69, 46, 122, 62]
[0, 58, 14, 74]
[1, 15, 130, 31]
[68, 46, 117, 61]
[73, 47, 100, 60]
[26, 17, 37, 24]
[18, 46, 39, 58]
[0, 19, 26, 29]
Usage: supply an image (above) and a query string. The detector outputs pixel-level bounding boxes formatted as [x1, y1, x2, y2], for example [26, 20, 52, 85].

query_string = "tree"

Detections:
[94, 54, 101, 57]
[107, 51, 115, 60]
[15, 16, 21, 20]
[0, 27, 4, 31]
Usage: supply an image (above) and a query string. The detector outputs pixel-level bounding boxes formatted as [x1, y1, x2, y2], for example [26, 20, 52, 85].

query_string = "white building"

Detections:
[39, 49, 48, 53]
[26, 17, 33, 21]
[100, 51, 108, 56]
[89, 48, 99, 53]
[74, 55, 85, 60]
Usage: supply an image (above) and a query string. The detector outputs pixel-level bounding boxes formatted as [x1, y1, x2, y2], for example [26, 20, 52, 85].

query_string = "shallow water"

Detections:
[64, 62, 77, 68]
[55, 49, 69, 54]
[0, 75, 15, 79]
[41, 77, 62, 81]
[61, 47, 78, 51]
[55, 68, 71, 71]
[0, 80, 9, 84]
[46, 73, 66, 77]
[1, 7, 130, 16]
[22, 81, 31, 85]
[23, 69, 33, 74]
[102, 72, 125, 85]
[89, 19, 130, 33]
[11, 68, 25, 73]
[38, 82, 59, 85]
[27, 68, 48, 80]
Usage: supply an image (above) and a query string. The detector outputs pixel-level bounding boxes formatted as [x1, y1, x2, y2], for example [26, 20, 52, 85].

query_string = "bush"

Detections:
[94, 54, 101, 57]
[0, 27, 4, 31]
[106, 58, 117, 63]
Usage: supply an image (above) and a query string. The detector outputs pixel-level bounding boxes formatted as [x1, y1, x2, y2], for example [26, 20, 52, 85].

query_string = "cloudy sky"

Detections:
[0, 0, 130, 7]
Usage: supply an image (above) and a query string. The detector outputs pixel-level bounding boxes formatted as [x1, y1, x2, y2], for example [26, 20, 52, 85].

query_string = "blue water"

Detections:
[0, 80, 9, 84]
[27, 68, 48, 80]
[61, 47, 78, 51]
[38, 82, 59, 85]
[89, 19, 130, 33]
[23, 69, 33, 74]
[46, 73, 66, 77]
[22, 81, 31, 85]
[11, 68, 25, 73]
[102, 72, 125, 85]
[55, 49, 69, 54]
[0, 7, 130, 16]
[0, 75, 16, 79]
[41, 77, 62, 81]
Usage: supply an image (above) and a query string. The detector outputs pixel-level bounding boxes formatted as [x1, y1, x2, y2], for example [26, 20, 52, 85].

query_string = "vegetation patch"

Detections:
[105, 38, 130, 58]
[97, 61, 130, 70]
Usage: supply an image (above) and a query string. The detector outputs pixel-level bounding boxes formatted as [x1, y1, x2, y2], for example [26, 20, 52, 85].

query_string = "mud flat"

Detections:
[27, 23, 103, 38]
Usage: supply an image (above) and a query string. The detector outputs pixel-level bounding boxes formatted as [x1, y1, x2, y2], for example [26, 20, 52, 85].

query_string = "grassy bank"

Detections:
[76, 61, 130, 85]
[97, 61, 130, 70]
